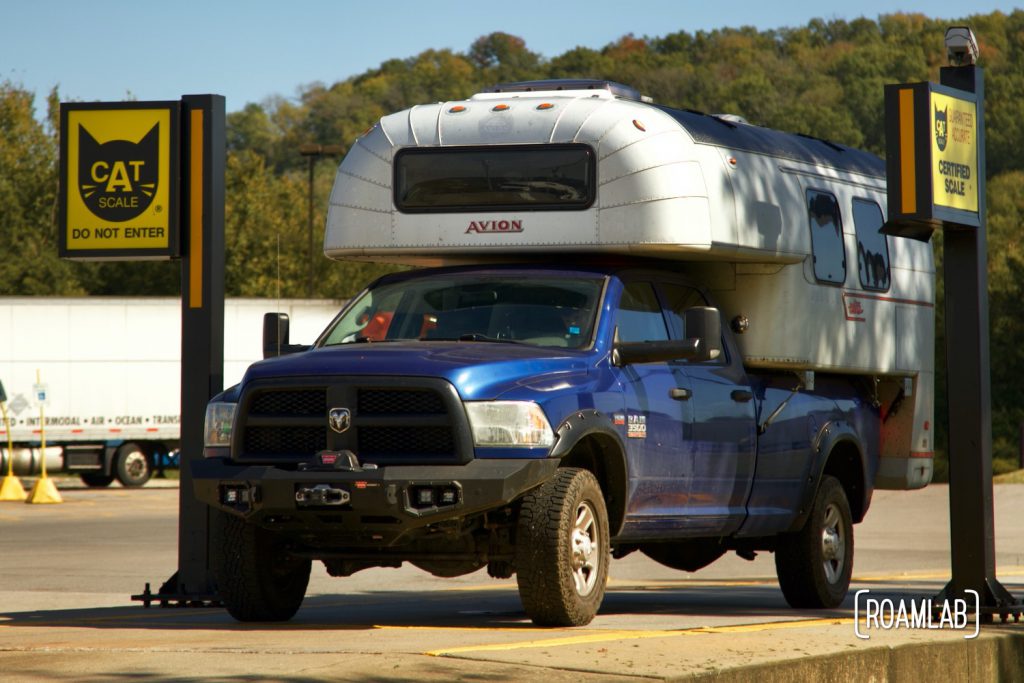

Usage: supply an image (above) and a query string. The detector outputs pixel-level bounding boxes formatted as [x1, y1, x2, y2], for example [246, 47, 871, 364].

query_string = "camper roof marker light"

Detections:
[633, 120, 646, 132]
[492, 104, 510, 112]
[449, 105, 467, 113]
[537, 103, 554, 110]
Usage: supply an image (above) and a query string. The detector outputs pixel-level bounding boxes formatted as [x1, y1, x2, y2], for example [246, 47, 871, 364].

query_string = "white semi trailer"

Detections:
[0, 298, 341, 486]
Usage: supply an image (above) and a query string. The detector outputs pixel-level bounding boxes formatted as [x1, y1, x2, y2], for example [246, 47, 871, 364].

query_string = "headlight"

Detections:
[204, 402, 236, 448]
[465, 401, 554, 448]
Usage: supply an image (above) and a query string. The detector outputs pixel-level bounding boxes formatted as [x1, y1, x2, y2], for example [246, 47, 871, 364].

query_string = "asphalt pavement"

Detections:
[0, 480, 1022, 681]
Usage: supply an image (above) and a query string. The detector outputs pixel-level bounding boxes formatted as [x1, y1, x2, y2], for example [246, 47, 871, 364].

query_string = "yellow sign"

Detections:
[60, 103, 179, 259]
[930, 91, 978, 212]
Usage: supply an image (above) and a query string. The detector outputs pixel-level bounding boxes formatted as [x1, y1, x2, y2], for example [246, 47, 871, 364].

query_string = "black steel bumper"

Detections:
[191, 457, 559, 546]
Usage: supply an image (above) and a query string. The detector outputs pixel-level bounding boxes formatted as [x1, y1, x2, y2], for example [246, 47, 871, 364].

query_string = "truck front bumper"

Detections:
[191, 456, 559, 547]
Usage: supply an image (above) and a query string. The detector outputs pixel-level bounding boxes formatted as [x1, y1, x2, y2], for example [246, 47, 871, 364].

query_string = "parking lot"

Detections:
[1, 481, 1022, 681]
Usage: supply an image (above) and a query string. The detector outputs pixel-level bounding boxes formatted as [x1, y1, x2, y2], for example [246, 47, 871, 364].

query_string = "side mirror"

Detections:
[614, 339, 701, 366]
[683, 307, 722, 362]
[263, 313, 290, 358]
[262, 313, 310, 358]
[0, 379, 6, 403]
[612, 307, 723, 366]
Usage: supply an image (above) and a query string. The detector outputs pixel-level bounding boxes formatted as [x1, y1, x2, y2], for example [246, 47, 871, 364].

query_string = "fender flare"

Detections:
[787, 420, 869, 533]
[549, 409, 630, 535]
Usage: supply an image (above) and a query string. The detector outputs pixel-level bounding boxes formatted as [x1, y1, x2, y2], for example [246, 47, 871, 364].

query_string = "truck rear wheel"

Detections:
[211, 510, 310, 622]
[515, 467, 609, 626]
[114, 442, 151, 487]
[775, 475, 853, 608]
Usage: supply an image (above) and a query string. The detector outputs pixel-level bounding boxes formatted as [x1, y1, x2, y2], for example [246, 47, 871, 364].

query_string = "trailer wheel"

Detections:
[114, 442, 151, 487]
[79, 472, 114, 487]
[775, 475, 853, 608]
[211, 510, 310, 622]
[515, 467, 609, 626]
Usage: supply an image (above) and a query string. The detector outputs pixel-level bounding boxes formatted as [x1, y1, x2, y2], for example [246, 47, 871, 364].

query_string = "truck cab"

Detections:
[194, 80, 933, 626]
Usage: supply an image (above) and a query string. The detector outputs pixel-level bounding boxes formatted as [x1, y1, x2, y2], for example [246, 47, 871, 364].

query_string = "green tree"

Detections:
[0, 82, 85, 295]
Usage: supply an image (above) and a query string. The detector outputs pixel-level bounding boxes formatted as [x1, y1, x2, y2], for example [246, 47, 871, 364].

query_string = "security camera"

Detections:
[945, 26, 979, 66]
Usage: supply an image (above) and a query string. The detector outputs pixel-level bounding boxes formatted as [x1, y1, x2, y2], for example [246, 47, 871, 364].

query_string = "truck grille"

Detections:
[250, 389, 326, 417]
[233, 377, 471, 465]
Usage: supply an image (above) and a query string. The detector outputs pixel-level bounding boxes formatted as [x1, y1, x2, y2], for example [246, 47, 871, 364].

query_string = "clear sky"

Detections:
[2, 0, 1017, 117]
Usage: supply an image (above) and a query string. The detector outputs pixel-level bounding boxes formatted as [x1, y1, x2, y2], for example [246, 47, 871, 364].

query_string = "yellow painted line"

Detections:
[609, 578, 772, 588]
[426, 618, 851, 657]
[377, 625, 553, 634]
[853, 566, 1024, 583]
[697, 618, 852, 634]
[443, 583, 517, 592]
[427, 629, 686, 655]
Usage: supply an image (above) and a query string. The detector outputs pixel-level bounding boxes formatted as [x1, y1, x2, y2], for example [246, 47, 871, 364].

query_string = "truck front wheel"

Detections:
[775, 475, 853, 608]
[515, 467, 610, 626]
[211, 510, 310, 622]
[114, 442, 151, 487]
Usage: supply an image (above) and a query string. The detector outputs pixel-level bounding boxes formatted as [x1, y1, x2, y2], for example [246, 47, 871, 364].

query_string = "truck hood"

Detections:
[241, 342, 593, 400]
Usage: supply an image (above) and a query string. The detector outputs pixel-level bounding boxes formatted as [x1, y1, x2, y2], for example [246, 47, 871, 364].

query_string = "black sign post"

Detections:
[151, 95, 226, 604]
[932, 66, 1018, 619]
[883, 29, 1020, 621]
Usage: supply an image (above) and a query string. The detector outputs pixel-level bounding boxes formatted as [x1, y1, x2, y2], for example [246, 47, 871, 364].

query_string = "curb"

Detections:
[678, 631, 1024, 682]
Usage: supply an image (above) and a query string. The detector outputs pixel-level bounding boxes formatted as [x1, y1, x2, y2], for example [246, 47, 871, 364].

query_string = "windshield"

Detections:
[321, 275, 603, 349]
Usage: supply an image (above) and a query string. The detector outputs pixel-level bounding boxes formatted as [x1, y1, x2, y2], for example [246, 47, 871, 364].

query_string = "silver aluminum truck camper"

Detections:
[198, 80, 934, 626]
[326, 80, 934, 489]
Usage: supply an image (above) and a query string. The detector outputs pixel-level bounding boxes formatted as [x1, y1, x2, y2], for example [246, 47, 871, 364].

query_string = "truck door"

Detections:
[614, 280, 694, 536]
[658, 282, 757, 536]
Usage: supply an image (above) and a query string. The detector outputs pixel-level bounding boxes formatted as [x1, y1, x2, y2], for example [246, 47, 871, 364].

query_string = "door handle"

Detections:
[731, 389, 754, 403]
[669, 388, 692, 401]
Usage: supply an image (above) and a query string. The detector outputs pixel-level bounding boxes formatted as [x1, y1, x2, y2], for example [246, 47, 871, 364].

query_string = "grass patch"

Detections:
[994, 469, 1024, 484]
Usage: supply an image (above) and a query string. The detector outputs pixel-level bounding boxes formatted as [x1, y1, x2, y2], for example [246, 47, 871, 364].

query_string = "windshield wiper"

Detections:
[331, 336, 402, 345]
[421, 333, 526, 344]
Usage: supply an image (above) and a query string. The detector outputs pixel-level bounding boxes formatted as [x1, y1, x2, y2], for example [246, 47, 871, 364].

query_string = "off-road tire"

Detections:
[114, 442, 151, 487]
[80, 472, 114, 487]
[515, 467, 610, 626]
[775, 475, 853, 608]
[211, 509, 311, 622]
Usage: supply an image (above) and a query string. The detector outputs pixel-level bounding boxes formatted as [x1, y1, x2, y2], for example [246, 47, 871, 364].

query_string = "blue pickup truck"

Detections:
[195, 79, 933, 626]
[195, 262, 876, 625]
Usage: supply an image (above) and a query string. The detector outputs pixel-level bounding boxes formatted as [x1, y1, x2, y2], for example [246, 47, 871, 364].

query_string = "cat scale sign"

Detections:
[59, 102, 180, 259]
[882, 81, 980, 240]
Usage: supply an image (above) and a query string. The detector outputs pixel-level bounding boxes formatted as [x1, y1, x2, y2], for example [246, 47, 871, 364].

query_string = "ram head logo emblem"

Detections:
[328, 407, 352, 434]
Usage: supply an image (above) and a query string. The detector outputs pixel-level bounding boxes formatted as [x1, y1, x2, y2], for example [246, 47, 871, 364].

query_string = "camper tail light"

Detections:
[465, 401, 555, 448]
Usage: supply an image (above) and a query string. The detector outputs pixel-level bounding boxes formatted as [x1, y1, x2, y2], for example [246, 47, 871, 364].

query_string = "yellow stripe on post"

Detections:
[898, 88, 916, 215]
[189, 108, 204, 308]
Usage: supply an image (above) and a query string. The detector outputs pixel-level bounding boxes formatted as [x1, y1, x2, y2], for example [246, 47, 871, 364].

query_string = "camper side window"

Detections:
[852, 199, 891, 292]
[807, 190, 846, 285]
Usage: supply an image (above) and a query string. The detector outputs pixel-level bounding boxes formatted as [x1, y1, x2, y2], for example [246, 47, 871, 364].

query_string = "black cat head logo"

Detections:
[78, 124, 159, 222]
[934, 105, 948, 152]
